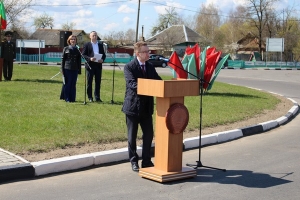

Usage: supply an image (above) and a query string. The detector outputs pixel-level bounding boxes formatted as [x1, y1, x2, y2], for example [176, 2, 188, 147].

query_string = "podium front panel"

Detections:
[155, 97, 184, 172]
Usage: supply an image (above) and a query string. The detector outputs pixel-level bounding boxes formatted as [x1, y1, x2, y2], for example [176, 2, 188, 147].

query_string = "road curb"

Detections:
[1, 97, 299, 181]
[0, 163, 35, 182]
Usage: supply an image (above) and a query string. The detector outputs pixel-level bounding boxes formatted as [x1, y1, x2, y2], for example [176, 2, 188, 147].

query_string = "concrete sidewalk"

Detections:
[1, 97, 298, 183]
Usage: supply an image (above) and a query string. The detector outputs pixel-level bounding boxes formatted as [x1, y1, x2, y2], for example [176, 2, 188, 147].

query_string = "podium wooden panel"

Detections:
[137, 78, 199, 182]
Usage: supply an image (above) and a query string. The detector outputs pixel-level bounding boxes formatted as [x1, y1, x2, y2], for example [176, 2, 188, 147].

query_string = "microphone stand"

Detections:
[50, 71, 61, 80]
[76, 45, 91, 105]
[108, 51, 121, 104]
[166, 59, 226, 172]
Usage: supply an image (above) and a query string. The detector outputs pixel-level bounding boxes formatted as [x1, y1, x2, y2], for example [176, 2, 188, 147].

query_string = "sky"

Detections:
[26, 0, 300, 39]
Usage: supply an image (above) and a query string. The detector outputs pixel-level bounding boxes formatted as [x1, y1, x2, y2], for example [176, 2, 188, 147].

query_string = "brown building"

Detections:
[29, 29, 90, 48]
[236, 32, 265, 61]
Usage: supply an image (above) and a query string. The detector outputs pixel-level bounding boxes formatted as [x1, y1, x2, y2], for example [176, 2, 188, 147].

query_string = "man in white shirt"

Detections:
[82, 31, 106, 102]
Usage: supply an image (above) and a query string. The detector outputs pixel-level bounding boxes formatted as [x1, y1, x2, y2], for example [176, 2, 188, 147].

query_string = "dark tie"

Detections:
[141, 64, 146, 76]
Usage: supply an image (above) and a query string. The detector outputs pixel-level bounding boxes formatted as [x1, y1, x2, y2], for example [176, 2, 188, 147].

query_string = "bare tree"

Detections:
[292, 40, 300, 61]
[219, 6, 252, 54]
[226, 6, 250, 43]
[33, 13, 54, 29]
[124, 28, 135, 44]
[246, 0, 279, 56]
[181, 14, 197, 31]
[264, 10, 280, 38]
[3, 0, 33, 28]
[279, 17, 300, 61]
[114, 31, 125, 46]
[151, 7, 180, 36]
[194, 3, 221, 46]
[103, 29, 137, 47]
[9, 23, 30, 38]
[61, 22, 76, 30]
[102, 31, 119, 47]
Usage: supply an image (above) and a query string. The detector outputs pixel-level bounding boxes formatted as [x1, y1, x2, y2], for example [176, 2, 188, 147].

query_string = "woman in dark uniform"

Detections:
[60, 35, 81, 102]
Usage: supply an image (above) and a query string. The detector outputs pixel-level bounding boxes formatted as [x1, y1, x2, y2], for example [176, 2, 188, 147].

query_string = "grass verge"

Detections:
[0, 64, 280, 154]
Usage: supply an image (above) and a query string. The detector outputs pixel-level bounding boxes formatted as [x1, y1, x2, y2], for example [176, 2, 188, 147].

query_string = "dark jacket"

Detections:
[61, 45, 82, 74]
[122, 58, 162, 116]
[82, 41, 106, 68]
[1, 41, 16, 60]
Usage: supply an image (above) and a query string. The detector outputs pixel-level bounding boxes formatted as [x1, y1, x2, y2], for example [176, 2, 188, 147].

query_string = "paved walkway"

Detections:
[0, 148, 27, 167]
[0, 148, 35, 182]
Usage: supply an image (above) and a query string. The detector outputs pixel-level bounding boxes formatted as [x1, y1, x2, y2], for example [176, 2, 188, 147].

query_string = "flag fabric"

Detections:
[199, 47, 208, 79]
[168, 45, 228, 92]
[168, 51, 187, 79]
[0, 1, 6, 29]
[207, 54, 230, 91]
[185, 43, 201, 75]
[181, 54, 197, 79]
[206, 47, 216, 55]
[203, 51, 221, 89]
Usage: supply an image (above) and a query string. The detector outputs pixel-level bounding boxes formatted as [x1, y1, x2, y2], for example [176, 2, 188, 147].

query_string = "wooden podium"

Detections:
[137, 78, 200, 182]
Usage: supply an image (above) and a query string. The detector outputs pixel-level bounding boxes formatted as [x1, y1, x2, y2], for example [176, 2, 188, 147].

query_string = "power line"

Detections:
[145, 0, 300, 21]
[32, 0, 133, 7]
[31, 0, 300, 22]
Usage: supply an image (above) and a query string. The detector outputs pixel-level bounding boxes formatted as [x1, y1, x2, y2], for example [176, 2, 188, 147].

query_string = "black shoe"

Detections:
[89, 98, 93, 102]
[131, 162, 139, 172]
[95, 99, 102, 102]
[141, 161, 154, 168]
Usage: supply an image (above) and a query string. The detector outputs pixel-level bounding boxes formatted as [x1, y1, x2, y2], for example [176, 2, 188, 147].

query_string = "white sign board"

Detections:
[17, 39, 45, 48]
[266, 38, 284, 52]
[245, 61, 254, 66]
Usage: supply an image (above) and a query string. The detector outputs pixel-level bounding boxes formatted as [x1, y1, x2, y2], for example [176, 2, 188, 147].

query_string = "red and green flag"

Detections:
[0, 1, 7, 30]
[168, 51, 188, 79]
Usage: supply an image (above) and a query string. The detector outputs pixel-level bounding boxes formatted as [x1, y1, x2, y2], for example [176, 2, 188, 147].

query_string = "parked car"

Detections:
[148, 54, 168, 68]
[218, 57, 229, 69]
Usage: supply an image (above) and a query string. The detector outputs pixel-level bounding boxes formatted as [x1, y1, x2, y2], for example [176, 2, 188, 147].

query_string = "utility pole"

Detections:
[141, 25, 145, 41]
[135, 0, 141, 42]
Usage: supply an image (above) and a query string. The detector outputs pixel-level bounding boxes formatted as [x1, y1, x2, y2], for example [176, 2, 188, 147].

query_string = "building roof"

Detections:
[237, 32, 265, 52]
[146, 25, 208, 46]
[29, 29, 88, 46]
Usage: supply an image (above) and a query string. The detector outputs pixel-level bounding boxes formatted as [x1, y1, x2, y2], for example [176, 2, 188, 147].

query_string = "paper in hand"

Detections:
[93, 53, 103, 62]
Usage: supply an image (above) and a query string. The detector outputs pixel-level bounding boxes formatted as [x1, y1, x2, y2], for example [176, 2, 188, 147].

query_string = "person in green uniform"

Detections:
[1, 31, 16, 81]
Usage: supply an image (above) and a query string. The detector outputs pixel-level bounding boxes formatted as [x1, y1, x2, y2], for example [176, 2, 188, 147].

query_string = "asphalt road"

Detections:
[1, 68, 299, 200]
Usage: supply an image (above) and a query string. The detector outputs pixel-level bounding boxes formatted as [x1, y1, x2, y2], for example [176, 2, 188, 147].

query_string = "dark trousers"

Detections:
[126, 114, 154, 163]
[64, 69, 78, 102]
[3, 59, 13, 80]
[86, 64, 102, 100]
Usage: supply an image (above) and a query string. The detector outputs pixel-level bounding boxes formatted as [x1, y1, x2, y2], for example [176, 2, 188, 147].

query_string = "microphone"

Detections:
[76, 45, 91, 70]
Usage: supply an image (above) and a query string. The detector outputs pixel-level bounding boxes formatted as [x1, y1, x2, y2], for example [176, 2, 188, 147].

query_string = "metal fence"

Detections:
[228, 60, 300, 69]
[16, 54, 45, 62]
[16, 52, 133, 63]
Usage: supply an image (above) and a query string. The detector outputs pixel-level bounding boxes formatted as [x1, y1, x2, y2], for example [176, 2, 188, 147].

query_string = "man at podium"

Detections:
[122, 41, 162, 172]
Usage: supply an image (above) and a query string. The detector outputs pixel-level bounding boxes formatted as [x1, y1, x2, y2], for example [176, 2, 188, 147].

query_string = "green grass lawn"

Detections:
[0, 64, 280, 154]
